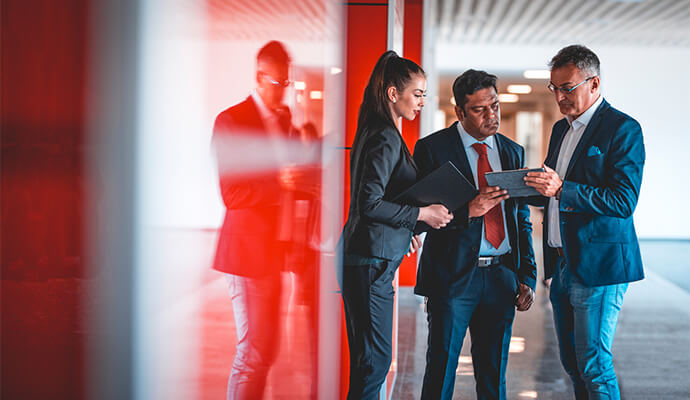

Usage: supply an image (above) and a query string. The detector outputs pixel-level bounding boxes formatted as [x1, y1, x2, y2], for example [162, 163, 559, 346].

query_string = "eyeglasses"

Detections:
[259, 72, 291, 87]
[547, 76, 595, 94]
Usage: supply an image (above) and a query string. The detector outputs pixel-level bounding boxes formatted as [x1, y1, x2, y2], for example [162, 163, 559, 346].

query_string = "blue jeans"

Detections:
[226, 274, 282, 399]
[550, 256, 628, 400]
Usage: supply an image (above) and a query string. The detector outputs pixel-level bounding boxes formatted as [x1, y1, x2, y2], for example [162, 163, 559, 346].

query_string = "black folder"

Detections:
[394, 161, 477, 234]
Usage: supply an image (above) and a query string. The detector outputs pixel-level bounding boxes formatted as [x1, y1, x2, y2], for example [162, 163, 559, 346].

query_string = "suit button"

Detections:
[471, 246, 478, 252]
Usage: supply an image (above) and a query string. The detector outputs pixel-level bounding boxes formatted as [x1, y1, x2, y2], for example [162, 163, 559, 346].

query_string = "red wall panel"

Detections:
[343, 2, 388, 398]
[399, 0, 423, 286]
[1, 0, 88, 398]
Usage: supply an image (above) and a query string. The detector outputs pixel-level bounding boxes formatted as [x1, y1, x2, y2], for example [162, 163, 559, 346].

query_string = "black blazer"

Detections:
[413, 122, 537, 298]
[340, 122, 419, 261]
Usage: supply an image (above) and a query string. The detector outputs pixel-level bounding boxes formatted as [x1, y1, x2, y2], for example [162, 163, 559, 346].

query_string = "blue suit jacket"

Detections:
[413, 123, 537, 298]
[536, 99, 645, 286]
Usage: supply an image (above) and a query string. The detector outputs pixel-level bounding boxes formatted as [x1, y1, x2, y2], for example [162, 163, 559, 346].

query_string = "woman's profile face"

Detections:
[390, 74, 426, 121]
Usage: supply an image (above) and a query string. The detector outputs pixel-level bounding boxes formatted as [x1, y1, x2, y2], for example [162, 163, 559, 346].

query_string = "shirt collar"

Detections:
[250, 91, 276, 122]
[456, 121, 496, 150]
[567, 95, 603, 129]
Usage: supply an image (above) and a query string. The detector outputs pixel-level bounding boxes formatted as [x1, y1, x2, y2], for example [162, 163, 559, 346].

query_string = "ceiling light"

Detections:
[309, 90, 323, 100]
[507, 84, 532, 94]
[523, 69, 550, 79]
[294, 81, 306, 90]
[330, 67, 342, 75]
[498, 93, 519, 103]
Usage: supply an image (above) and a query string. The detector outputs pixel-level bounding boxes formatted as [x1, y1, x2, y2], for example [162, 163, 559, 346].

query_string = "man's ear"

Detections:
[387, 86, 398, 103]
[454, 105, 465, 122]
[590, 76, 600, 92]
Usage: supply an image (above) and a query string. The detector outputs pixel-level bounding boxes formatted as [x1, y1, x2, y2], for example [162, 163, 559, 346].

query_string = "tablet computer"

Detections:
[484, 168, 545, 197]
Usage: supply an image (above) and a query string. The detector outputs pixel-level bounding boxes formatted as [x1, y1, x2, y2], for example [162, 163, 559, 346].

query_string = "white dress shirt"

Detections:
[457, 123, 511, 256]
[250, 91, 284, 134]
[547, 95, 603, 248]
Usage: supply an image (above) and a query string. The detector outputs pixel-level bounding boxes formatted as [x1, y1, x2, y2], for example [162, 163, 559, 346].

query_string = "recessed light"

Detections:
[507, 84, 532, 94]
[523, 70, 550, 79]
[498, 93, 519, 103]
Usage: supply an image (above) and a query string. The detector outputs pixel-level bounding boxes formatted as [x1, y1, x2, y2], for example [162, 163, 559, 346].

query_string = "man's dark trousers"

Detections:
[421, 261, 518, 400]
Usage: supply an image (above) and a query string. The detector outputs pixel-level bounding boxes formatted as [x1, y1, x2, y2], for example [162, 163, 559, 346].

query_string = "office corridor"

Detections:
[393, 240, 690, 399]
[143, 226, 689, 399]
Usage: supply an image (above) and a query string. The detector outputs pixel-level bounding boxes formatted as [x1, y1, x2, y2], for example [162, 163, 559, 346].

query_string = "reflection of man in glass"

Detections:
[211, 41, 295, 399]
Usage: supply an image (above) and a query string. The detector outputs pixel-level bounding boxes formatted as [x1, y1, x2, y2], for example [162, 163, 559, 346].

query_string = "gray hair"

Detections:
[549, 45, 600, 77]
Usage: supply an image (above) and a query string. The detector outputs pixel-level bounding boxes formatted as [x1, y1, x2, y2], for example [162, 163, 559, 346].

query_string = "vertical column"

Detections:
[86, 0, 141, 399]
[398, 0, 424, 286]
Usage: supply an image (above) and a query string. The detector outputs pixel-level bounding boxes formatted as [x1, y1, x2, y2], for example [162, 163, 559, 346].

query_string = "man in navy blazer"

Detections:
[213, 41, 320, 399]
[525, 45, 645, 400]
[414, 70, 537, 400]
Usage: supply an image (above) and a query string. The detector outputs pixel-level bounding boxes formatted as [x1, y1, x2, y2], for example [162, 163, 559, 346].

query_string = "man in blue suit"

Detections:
[414, 70, 537, 400]
[525, 45, 645, 400]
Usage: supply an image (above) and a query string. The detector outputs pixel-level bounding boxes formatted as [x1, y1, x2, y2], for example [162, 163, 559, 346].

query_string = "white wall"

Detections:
[136, 4, 218, 230]
[436, 43, 690, 239]
[136, 22, 340, 229]
[132, 3, 347, 398]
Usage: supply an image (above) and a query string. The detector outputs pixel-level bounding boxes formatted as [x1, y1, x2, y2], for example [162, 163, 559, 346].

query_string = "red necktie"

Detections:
[471, 143, 505, 249]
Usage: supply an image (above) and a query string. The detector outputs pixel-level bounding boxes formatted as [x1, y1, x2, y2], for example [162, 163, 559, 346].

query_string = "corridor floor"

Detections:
[138, 228, 690, 399]
[392, 241, 690, 399]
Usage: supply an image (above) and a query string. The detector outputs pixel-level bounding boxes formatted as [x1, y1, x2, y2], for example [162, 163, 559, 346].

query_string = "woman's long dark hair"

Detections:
[353, 50, 425, 165]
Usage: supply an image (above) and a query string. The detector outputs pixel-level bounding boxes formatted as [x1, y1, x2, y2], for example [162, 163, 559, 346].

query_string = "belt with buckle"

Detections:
[553, 247, 565, 257]
[477, 254, 510, 267]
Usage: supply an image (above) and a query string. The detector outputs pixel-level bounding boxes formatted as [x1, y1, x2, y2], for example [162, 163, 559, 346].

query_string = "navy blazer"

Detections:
[340, 121, 419, 261]
[413, 122, 537, 298]
[535, 99, 645, 286]
[212, 96, 286, 277]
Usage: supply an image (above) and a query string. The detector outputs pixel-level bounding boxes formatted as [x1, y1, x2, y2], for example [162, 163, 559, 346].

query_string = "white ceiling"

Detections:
[202, 0, 690, 47]
[434, 0, 690, 47]
[205, 0, 333, 41]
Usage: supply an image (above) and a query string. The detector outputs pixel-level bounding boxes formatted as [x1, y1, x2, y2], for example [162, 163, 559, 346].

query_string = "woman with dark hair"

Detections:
[339, 50, 453, 399]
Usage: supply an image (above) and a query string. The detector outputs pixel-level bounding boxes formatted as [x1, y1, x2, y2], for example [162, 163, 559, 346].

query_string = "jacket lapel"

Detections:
[565, 99, 609, 178]
[447, 122, 476, 187]
[245, 96, 269, 133]
[495, 133, 513, 170]
[545, 121, 568, 169]
[494, 133, 518, 241]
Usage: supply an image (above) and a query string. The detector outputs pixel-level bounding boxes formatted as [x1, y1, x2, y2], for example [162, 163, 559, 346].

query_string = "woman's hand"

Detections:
[418, 204, 453, 229]
[406, 234, 422, 257]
